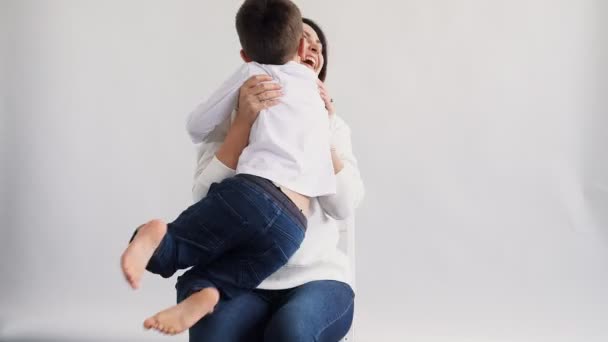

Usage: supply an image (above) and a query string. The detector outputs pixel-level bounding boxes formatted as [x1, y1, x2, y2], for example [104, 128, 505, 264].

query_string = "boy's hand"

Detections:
[235, 75, 282, 126]
[317, 79, 335, 116]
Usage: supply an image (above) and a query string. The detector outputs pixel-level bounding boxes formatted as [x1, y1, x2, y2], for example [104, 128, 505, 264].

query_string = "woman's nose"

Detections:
[309, 42, 319, 52]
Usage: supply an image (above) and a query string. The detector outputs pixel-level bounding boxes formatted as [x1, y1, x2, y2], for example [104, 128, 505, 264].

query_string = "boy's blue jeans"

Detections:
[136, 174, 307, 298]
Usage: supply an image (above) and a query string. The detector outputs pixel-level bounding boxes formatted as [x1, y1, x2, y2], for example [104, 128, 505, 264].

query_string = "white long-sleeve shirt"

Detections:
[191, 113, 364, 289]
[187, 61, 336, 197]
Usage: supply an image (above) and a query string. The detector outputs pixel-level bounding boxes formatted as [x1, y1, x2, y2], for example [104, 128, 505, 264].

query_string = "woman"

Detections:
[176, 18, 364, 341]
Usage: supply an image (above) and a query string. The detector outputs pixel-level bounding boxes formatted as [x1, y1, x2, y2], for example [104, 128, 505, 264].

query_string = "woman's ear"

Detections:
[240, 49, 252, 62]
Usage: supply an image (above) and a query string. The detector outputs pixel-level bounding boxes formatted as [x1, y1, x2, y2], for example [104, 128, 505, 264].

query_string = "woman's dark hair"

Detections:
[302, 18, 328, 81]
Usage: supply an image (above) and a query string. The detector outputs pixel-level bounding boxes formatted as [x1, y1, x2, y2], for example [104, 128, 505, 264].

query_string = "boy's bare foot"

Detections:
[120, 219, 167, 289]
[143, 287, 220, 335]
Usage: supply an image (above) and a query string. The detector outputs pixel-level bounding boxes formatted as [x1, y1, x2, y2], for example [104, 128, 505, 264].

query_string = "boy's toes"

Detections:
[143, 317, 157, 330]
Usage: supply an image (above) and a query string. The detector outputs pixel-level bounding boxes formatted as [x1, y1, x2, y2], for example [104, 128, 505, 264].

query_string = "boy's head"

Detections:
[236, 0, 304, 65]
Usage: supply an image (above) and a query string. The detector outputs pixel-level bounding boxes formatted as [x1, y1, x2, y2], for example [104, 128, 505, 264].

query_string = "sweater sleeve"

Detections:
[191, 119, 237, 202]
[318, 115, 365, 220]
[186, 64, 249, 143]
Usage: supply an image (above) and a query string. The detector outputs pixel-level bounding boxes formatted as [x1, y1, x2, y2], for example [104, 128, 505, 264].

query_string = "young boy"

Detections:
[120, 0, 334, 335]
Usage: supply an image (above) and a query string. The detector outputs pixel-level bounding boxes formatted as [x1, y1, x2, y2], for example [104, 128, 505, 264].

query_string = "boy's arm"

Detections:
[192, 73, 281, 201]
[186, 64, 250, 143]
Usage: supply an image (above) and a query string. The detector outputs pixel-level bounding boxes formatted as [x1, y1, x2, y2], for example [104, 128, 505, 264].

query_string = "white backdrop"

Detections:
[1, 1, 607, 341]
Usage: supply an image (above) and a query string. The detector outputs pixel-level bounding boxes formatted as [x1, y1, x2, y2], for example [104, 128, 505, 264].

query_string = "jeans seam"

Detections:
[233, 176, 270, 202]
[280, 210, 307, 233]
[313, 292, 354, 341]
[214, 192, 248, 225]
[272, 224, 304, 246]
[246, 260, 261, 283]
[263, 206, 282, 232]
[230, 180, 278, 222]
[236, 175, 306, 227]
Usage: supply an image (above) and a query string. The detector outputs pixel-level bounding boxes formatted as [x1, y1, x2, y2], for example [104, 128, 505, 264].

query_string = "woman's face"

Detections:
[301, 23, 324, 76]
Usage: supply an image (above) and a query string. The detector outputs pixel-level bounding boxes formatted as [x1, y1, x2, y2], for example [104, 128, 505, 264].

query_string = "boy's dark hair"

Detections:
[236, 0, 303, 65]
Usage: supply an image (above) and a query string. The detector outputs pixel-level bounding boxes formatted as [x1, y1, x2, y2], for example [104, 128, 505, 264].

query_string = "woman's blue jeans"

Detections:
[176, 279, 355, 342]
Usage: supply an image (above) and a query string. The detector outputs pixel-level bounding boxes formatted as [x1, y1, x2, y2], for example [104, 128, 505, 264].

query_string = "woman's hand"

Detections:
[317, 79, 335, 116]
[235, 75, 283, 126]
[216, 75, 282, 170]
[319, 80, 343, 172]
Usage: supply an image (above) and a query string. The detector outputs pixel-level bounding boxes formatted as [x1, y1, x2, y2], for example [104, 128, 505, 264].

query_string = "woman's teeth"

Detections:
[304, 59, 315, 69]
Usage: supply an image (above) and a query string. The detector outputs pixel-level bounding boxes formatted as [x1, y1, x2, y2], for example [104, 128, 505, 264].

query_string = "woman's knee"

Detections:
[264, 281, 355, 342]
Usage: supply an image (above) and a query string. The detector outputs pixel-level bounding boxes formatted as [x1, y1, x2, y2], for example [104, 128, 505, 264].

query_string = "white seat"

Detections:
[337, 217, 356, 342]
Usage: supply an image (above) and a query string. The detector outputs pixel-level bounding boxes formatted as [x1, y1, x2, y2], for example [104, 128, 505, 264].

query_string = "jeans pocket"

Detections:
[239, 242, 290, 288]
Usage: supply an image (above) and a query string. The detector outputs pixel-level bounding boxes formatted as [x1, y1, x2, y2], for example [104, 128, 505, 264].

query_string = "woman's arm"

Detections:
[315, 80, 365, 219]
[318, 115, 365, 220]
[192, 75, 282, 201]
[191, 131, 237, 202]
[216, 74, 282, 169]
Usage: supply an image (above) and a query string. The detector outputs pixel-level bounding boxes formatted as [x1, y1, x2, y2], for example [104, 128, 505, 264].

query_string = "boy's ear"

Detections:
[296, 37, 306, 62]
[240, 49, 252, 62]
